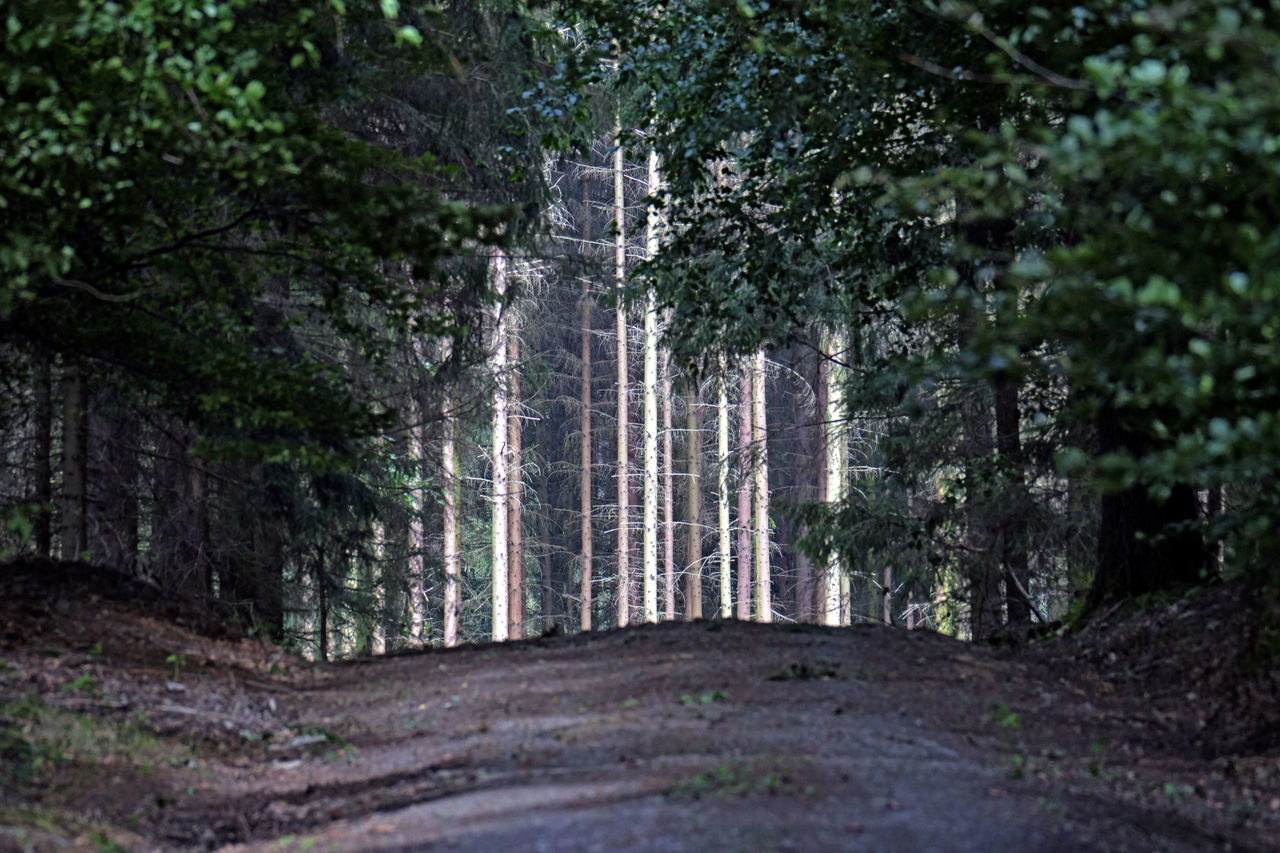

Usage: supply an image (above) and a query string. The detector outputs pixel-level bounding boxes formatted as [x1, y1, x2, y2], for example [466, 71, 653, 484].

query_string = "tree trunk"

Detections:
[371, 521, 387, 655]
[508, 333, 525, 640]
[821, 331, 846, 626]
[995, 381, 1032, 630]
[662, 360, 676, 620]
[59, 365, 88, 561]
[33, 348, 53, 557]
[641, 144, 662, 625]
[642, 285, 660, 624]
[685, 385, 704, 620]
[752, 348, 771, 623]
[407, 343, 427, 647]
[717, 356, 733, 618]
[579, 174, 595, 632]
[540, 463, 560, 632]
[490, 248, 511, 643]
[442, 338, 461, 648]
[736, 364, 752, 620]
[614, 120, 631, 629]
[963, 383, 1003, 640]
[883, 564, 893, 626]
[1092, 404, 1205, 605]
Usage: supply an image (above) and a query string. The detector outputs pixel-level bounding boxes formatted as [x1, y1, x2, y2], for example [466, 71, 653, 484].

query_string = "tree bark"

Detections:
[662, 361, 676, 620]
[407, 342, 427, 647]
[752, 348, 771, 623]
[490, 248, 511, 642]
[642, 285, 660, 624]
[59, 365, 88, 561]
[684, 385, 703, 620]
[579, 174, 595, 632]
[995, 381, 1032, 630]
[717, 356, 733, 618]
[614, 120, 631, 629]
[1092, 403, 1205, 606]
[33, 348, 53, 557]
[442, 338, 461, 647]
[736, 364, 752, 620]
[821, 331, 846, 626]
[508, 333, 525, 640]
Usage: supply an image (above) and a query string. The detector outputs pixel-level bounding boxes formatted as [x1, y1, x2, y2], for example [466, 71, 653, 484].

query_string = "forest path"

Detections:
[173, 622, 1239, 853]
[2, 565, 1276, 853]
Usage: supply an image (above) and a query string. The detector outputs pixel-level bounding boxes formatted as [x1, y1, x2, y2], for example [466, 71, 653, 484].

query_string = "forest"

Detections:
[3, 0, 1278, 658]
[4, 2, 1280, 849]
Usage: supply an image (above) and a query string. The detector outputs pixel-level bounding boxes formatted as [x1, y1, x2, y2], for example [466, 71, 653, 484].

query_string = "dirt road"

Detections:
[166, 622, 1259, 852]
[2, 567, 1277, 853]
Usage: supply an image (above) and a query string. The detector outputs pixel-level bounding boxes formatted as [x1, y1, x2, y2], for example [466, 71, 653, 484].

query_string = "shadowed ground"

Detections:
[0, 562, 1276, 852]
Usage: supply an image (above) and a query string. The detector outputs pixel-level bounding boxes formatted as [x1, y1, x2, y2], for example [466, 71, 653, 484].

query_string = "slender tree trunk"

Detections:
[442, 339, 461, 647]
[407, 345, 427, 647]
[540, 463, 559, 632]
[995, 381, 1032, 630]
[821, 331, 846, 626]
[508, 333, 526, 639]
[962, 379, 1002, 640]
[579, 175, 595, 632]
[642, 286, 660, 624]
[752, 348, 771, 623]
[614, 122, 631, 628]
[684, 385, 703, 619]
[641, 144, 662, 624]
[662, 360, 676, 620]
[317, 547, 329, 663]
[33, 349, 53, 557]
[490, 249, 511, 642]
[736, 364, 752, 620]
[60, 364, 88, 561]
[883, 565, 893, 626]
[717, 357, 732, 618]
[371, 521, 387, 655]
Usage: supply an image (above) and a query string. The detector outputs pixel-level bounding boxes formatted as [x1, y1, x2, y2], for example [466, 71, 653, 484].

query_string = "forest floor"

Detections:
[1, 561, 1278, 852]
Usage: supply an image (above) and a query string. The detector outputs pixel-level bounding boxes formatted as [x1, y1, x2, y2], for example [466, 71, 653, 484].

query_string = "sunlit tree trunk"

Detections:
[735, 364, 752, 620]
[641, 144, 661, 624]
[684, 385, 703, 619]
[662, 358, 676, 620]
[614, 121, 631, 629]
[752, 348, 771, 623]
[60, 364, 88, 561]
[442, 338, 461, 647]
[490, 248, 511, 642]
[717, 356, 732, 618]
[371, 521, 387, 655]
[579, 175, 595, 632]
[642, 291, 659, 624]
[407, 341, 427, 647]
[821, 330, 846, 626]
[508, 333, 526, 639]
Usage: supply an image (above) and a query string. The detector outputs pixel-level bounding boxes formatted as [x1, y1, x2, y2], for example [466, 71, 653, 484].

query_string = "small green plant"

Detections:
[679, 690, 730, 706]
[666, 760, 810, 801]
[619, 697, 640, 709]
[60, 674, 100, 696]
[992, 701, 1022, 729]
[165, 653, 187, 680]
[1008, 753, 1027, 780]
